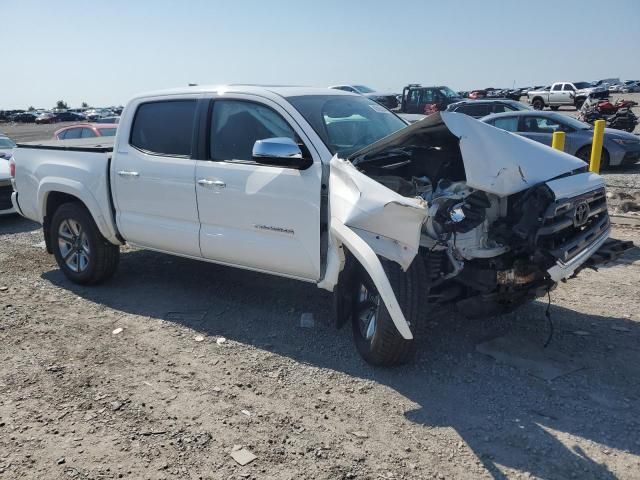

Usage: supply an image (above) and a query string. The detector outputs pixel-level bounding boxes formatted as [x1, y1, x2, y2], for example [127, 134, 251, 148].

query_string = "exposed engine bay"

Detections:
[346, 112, 610, 317]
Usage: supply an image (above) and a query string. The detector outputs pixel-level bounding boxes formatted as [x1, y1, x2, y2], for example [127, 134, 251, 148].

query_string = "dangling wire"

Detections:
[543, 289, 553, 348]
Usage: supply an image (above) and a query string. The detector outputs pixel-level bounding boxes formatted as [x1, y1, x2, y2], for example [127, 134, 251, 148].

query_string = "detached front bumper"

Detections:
[547, 230, 635, 281]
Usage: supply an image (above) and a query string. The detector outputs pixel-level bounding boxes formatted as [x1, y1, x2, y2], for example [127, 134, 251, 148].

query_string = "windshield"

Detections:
[511, 102, 531, 111]
[287, 95, 407, 156]
[0, 137, 16, 148]
[573, 82, 591, 89]
[439, 86, 461, 99]
[353, 85, 375, 94]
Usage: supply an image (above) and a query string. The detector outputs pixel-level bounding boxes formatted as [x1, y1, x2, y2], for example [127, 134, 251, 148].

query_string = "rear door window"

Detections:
[81, 128, 97, 138]
[64, 128, 82, 139]
[130, 100, 197, 156]
[521, 116, 562, 133]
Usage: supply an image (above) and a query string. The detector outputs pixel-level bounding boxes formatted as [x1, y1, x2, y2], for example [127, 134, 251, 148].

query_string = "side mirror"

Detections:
[252, 137, 312, 170]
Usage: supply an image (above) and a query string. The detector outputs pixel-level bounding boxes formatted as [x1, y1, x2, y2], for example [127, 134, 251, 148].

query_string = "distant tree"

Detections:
[81, 102, 89, 108]
[56, 100, 69, 110]
[28, 106, 35, 111]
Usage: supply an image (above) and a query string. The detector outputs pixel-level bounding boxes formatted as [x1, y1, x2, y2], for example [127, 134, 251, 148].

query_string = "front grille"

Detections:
[0, 184, 13, 210]
[535, 187, 609, 263]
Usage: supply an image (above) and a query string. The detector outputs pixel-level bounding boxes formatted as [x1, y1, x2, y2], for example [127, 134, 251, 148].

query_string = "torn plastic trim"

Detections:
[547, 227, 610, 282]
[329, 221, 414, 340]
[327, 155, 427, 270]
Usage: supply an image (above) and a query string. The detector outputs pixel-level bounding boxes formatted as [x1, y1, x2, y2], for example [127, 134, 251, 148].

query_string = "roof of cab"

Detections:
[130, 85, 356, 101]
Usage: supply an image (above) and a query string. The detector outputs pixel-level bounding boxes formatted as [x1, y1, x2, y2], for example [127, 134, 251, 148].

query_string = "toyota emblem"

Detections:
[573, 201, 590, 227]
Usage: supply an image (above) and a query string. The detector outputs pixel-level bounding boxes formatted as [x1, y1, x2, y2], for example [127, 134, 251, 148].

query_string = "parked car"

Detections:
[84, 108, 114, 121]
[9, 85, 633, 366]
[608, 83, 625, 93]
[622, 81, 640, 93]
[481, 110, 640, 168]
[53, 123, 118, 140]
[94, 116, 120, 124]
[11, 112, 37, 123]
[35, 112, 57, 124]
[329, 85, 399, 109]
[0, 135, 16, 215]
[446, 99, 531, 118]
[527, 82, 607, 110]
[55, 111, 87, 122]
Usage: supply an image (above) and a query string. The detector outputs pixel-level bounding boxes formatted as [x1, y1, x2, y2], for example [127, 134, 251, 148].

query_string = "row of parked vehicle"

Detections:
[0, 107, 122, 124]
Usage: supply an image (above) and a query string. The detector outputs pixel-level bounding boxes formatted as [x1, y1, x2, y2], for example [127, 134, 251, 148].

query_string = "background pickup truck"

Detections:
[528, 82, 608, 110]
[10, 85, 632, 366]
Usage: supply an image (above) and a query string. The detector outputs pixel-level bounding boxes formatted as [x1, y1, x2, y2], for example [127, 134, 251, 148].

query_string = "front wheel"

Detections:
[575, 146, 610, 170]
[50, 202, 120, 285]
[351, 258, 426, 366]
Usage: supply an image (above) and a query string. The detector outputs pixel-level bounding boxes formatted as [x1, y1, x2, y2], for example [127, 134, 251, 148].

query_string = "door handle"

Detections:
[197, 179, 225, 188]
[118, 170, 139, 177]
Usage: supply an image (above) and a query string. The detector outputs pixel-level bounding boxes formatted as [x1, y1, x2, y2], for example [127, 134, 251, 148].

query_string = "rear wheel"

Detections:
[351, 258, 426, 366]
[50, 202, 120, 285]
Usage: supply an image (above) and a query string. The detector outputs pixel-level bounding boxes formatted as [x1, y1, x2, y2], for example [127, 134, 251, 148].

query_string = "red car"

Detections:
[53, 123, 117, 140]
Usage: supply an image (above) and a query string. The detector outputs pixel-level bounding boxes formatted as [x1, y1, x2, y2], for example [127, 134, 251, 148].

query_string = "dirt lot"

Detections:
[0, 212, 639, 479]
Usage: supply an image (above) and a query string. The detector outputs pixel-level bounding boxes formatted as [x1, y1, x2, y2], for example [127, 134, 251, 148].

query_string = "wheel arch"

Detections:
[39, 180, 121, 248]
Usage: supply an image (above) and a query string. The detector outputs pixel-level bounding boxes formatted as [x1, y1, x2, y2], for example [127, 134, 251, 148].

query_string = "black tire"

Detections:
[532, 98, 545, 110]
[50, 202, 119, 285]
[575, 146, 610, 170]
[550, 106, 560, 111]
[350, 257, 426, 366]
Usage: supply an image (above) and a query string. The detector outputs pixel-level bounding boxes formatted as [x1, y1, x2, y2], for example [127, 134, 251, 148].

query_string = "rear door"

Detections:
[194, 94, 323, 280]
[112, 96, 201, 257]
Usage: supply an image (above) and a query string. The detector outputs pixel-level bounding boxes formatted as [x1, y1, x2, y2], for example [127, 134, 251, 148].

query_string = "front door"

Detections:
[195, 95, 322, 280]
[112, 97, 202, 257]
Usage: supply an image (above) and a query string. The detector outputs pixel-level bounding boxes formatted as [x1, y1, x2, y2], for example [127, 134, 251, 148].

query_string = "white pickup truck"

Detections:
[10, 85, 631, 365]
[527, 82, 607, 110]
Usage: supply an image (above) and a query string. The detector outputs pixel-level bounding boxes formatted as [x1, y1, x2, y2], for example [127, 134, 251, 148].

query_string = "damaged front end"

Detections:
[320, 111, 634, 338]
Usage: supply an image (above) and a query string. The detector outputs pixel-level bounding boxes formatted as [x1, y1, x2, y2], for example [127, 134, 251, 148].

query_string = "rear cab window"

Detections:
[130, 100, 197, 156]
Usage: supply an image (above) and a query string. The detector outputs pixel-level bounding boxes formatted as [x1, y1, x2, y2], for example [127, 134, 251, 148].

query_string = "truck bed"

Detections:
[17, 137, 114, 152]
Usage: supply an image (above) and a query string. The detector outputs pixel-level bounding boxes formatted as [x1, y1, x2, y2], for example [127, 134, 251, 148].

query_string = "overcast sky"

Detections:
[2, 0, 639, 109]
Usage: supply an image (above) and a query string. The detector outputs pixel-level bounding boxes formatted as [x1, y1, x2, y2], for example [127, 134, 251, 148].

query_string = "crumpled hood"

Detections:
[351, 111, 587, 197]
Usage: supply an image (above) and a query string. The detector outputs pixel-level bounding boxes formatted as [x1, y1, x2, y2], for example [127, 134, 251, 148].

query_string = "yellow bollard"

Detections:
[589, 120, 606, 173]
[551, 131, 565, 151]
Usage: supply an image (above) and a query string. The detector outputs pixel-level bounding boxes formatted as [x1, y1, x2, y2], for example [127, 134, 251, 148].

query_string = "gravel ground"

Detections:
[0, 214, 639, 480]
[1, 97, 640, 478]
